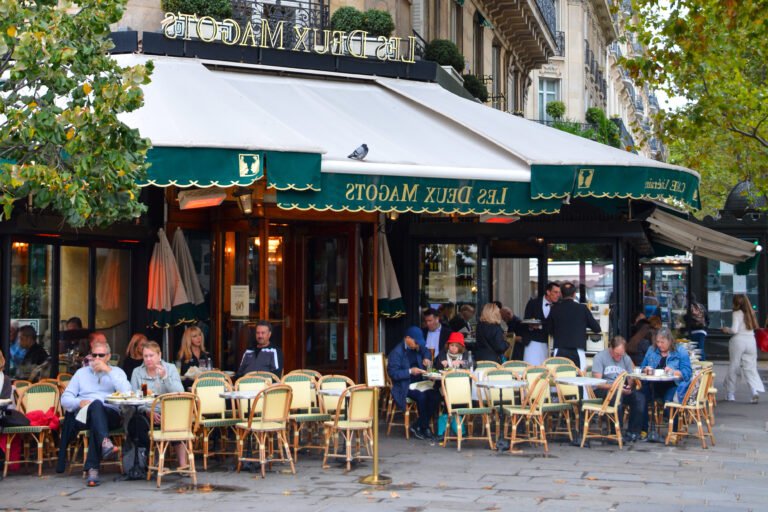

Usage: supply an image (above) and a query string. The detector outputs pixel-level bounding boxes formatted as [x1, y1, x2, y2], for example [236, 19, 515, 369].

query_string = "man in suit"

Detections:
[522, 282, 561, 366]
[548, 282, 601, 371]
[422, 308, 452, 363]
[449, 304, 475, 335]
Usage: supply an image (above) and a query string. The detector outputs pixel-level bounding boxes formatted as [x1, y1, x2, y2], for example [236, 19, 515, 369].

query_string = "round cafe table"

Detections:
[105, 395, 154, 480]
[632, 372, 678, 442]
[475, 380, 527, 451]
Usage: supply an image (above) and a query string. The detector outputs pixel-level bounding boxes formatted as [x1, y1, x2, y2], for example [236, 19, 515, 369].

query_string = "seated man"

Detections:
[237, 320, 284, 378]
[591, 336, 646, 443]
[59, 339, 131, 487]
[14, 325, 50, 381]
[387, 326, 440, 441]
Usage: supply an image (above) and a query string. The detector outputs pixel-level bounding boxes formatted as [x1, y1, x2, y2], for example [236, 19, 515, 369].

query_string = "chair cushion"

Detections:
[580, 398, 604, 405]
[2, 425, 49, 434]
[582, 403, 617, 414]
[453, 407, 493, 415]
[323, 420, 371, 429]
[290, 413, 331, 423]
[503, 406, 538, 416]
[200, 418, 240, 428]
[236, 421, 286, 431]
[150, 431, 195, 442]
[541, 403, 572, 412]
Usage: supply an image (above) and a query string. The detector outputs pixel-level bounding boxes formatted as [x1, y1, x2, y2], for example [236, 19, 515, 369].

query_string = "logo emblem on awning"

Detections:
[577, 168, 595, 189]
[239, 154, 261, 177]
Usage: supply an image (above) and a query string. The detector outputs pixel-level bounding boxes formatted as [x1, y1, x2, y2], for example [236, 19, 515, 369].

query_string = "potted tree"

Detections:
[424, 39, 465, 84]
[331, 6, 395, 58]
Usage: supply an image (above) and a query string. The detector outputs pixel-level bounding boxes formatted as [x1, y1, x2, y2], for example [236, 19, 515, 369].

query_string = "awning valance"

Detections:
[276, 171, 561, 215]
[646, 209, 761, 264]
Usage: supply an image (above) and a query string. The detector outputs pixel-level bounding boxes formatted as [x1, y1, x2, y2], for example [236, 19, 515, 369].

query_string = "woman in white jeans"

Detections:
[722, 294, 764, 403]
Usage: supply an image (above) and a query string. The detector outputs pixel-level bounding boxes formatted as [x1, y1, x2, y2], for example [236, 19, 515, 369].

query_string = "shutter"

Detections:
[412, 0, 425, 37]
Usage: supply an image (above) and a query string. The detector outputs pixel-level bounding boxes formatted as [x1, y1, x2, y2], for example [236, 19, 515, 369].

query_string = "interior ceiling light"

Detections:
[178, 189, 226, 210]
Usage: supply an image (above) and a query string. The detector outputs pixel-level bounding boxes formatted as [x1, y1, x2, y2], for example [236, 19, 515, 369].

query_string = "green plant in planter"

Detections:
[462, 74, 489, 102]
[331, 6, 365, 33]
[424, 39, 465, 73]
[161, 0, 232, 18]
[546, 100, 566, 120]
[363, 9, 395, 38]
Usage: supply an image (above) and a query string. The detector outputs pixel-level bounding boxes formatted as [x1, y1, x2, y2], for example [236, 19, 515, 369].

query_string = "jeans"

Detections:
[594, 388, 647, 434]
[407, 388, 440, 430]
[690, 331, 706, 361]
[641, 382, 676, 432]
[83, 400, 122, 471]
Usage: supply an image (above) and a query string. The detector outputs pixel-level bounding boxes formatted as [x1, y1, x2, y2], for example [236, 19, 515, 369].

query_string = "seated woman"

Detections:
[437, 332, 468, 370]
[177, 326, 210, 389]
[121, 333, 147, 382]
[639, 326, 692, 439]
[128, 341, 186, 466]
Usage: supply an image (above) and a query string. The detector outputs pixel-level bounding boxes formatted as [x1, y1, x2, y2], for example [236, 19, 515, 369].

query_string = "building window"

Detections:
[473, 11, 484, 75]
[538, 78, 561, 120]
[412, 0, 426, 38]
[491, 45, 501, 108]
[706, 258, 759, 330]
[432, 0, 441, 40]
[450, 1, 462, 49]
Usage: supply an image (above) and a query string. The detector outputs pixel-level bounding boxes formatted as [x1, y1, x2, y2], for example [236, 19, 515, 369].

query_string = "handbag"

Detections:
[755, 328, 768, 352]
[0, 409, 31, 429]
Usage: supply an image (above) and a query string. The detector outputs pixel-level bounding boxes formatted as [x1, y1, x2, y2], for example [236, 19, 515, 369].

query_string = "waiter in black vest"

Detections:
[548, 282, 601, 371]
[522, 282, 561, 366]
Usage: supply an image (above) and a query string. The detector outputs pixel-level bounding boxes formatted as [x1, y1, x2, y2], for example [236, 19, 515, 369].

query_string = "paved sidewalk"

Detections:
[2, 362, 766, 511]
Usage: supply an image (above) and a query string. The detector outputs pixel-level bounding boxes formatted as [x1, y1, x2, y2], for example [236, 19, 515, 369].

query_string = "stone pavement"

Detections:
[2, 362, 766, 512]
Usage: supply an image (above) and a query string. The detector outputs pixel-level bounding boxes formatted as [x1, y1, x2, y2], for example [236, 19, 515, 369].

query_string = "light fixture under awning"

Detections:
[646, 209, 761, 264]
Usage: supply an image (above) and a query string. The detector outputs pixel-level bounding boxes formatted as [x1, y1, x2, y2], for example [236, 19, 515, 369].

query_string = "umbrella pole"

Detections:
[163, 328, 170, 361]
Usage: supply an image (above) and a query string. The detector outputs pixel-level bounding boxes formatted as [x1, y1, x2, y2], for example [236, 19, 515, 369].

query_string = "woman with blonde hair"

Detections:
[722, 294, 764, 403]
[122, 333, 147, 381]
[473, 303, 508, 363]
[177, 326, 210, 387]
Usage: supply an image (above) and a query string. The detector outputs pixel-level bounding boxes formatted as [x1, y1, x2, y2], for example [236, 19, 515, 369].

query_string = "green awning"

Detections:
[276, 172, 562, 215]
[531, 164, 701, 209]
[142, 147, 321, 189]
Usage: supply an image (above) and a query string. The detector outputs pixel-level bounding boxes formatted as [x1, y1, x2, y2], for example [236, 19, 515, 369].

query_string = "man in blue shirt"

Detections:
[387, 326, 439, 441]
[59, 340, 131, 486]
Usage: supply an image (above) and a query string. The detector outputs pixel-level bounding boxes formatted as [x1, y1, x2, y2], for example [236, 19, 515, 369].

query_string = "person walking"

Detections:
[684, 294, 709, 361]
[722, 294, 764, 403]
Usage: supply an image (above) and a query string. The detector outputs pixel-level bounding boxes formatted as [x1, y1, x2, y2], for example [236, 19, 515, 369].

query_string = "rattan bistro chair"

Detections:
[580, 372, 628, 449]
[441, 370, 494, 451]
[282, 373, 330, 461]
[665, 368, 715, 449]
[147, 392, 200, 487]
[503, 370, 550, 453]
[192, 376, 239, 469]
[2, 382, 60, 477]
[234, 375, 271, 420]
[322, 385, 375, 471]
[235, 384, 295, 478]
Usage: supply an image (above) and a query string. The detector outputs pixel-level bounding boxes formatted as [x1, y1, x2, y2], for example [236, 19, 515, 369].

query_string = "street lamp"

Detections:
[234, 187, 253, 215]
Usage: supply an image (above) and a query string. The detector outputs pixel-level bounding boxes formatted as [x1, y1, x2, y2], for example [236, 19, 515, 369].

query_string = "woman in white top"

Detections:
[722, 294, 764, 403]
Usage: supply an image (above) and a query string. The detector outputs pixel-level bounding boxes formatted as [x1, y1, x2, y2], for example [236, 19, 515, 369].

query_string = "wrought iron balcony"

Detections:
[231, 0, 330, 47]
[412, 29, 427, 60]
[534, 0, 558, 41]
[611, 117, 636, 152]
[489, 94, 507, 111]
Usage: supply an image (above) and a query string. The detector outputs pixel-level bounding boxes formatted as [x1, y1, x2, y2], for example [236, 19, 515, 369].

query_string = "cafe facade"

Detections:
[1, 7, 759, 382]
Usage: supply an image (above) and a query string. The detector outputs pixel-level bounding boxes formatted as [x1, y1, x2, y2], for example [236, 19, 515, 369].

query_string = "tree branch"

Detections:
[729, 123, 768, 149]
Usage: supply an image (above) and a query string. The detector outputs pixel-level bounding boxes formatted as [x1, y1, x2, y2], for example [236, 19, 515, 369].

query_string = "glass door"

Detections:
[299, 226, 356, 377]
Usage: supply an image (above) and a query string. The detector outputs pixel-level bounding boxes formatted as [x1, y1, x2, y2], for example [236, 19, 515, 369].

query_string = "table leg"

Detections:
[495, 388, 509, 451]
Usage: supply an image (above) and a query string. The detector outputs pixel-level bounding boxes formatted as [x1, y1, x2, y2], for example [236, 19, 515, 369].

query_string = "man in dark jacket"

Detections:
[422, 308, 452, 363]
[522, 282, 561, 365]
[237, 320, 284, 378]
[548, 282, 601, 370]
[387, 326, 439, 441]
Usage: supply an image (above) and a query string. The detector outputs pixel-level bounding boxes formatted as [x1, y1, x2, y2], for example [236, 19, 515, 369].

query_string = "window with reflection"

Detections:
[10, 242, 53, 380]
[95, 248, 131, 356]
[706, 259, 759, 329]
[419, 243, 478, 315]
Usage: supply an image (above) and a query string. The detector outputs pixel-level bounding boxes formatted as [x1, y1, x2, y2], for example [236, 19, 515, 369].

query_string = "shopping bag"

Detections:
[755, 328, 768, 352]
